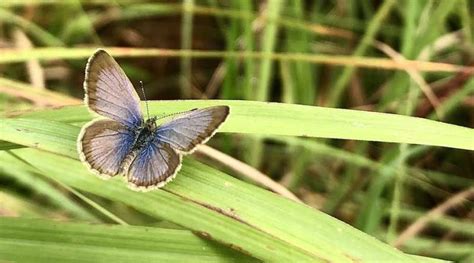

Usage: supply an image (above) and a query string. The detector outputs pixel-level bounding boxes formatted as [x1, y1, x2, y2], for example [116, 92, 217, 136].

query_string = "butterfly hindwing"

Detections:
[78, 119, 136, 177]
[126, 140, 182, 190]
[155, 106, 229, 153]
[84, 49, 143, 128]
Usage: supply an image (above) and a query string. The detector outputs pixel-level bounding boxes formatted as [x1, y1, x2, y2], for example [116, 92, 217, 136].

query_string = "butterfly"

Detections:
[77, 49, 229, 191]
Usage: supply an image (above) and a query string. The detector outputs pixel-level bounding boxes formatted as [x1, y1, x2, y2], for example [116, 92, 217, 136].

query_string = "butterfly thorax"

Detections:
[133, 117, 157, 151]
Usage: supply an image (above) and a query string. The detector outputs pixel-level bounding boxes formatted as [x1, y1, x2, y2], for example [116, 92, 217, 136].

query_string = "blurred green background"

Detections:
[0, 0, 473, 262]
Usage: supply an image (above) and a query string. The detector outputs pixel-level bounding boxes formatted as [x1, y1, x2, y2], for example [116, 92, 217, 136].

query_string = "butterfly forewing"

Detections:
[155, 106, 229, 153]
[84, 49, 143, 128]
[78, 119, 135, 177]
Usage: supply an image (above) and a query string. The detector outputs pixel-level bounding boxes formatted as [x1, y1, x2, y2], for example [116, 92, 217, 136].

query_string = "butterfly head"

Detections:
[145, 116, 157, 131]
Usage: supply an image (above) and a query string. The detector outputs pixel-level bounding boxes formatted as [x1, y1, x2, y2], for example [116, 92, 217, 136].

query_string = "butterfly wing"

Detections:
[84, 49, 143, 128]
[78, 119, 136, 177]
[155, 106, 229, 153]
[126, 106, 229, 190]
[126, 140, 182, 190]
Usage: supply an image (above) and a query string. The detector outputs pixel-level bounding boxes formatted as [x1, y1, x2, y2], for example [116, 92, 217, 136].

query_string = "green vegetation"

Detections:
[0, 1, 473, 262]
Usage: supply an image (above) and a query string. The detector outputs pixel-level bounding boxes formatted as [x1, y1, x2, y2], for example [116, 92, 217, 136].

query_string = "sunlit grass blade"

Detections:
[0, 47, 467, 72]
[0, 118, 430, 262]
[6, 149, 325, 262]
[0, 217, 256, 262]
[14, 100, 474, 150]
[0, 77, 81, 107]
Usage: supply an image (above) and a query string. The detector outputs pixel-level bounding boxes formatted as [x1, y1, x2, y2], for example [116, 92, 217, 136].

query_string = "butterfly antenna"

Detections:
[157, 108, 197, 120]
[139, 81, 150, 119]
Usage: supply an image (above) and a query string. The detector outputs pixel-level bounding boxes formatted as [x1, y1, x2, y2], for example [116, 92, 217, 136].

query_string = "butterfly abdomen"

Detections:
[120, 118, 158, 174]
[119, 150, 138, 174]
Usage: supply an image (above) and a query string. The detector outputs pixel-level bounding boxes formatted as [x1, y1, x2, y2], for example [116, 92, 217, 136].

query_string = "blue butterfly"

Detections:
[77, 49, 229, 191]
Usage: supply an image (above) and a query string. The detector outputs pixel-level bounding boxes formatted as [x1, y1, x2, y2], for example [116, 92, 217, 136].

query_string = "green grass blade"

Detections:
[0, 217, 256, 262]
[2, 152, 99, 221]
[0, 8, 64, 46]
[0, 48, 466, 73]
[14, 100, 474, 150]
[0, 191, 52, 218]
[327, 0, 397, 106]
[180, 0, 194, 98]
[237, 0, 255, 100]
[246, 0, 283, 168]
[0, 118, 425, 262]
[255, 0, 282, 101]
[220, 5, 240, 99]
[0, 77, 81, 106]
[7, 149, 327, 262]
[400, 237, 473, 260]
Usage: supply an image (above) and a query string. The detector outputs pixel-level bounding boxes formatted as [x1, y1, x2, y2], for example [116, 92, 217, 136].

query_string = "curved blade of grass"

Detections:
[393, 208, 474, 239]
[7, 149, 324, 262]
[180, 0, 193, 98]
[0, 121, 324, 261]
[0, 192, 51, 218]
[0, 77, 81, 106]
[245, 0, 283, 168]
[1, 152, 99, 221]
[328, 0, 396, 106]
[0, 217, 256, 262]
[15, 100, 474, 150]
[0, 47, 467, 72]
[0, 119, 434, 262]
[266, 135, 474, 189]
[255, 0, 282, 101]
[398, 237, 473, 260]
[0, 8, 64, 46]
[0, 140, 25, 150]
[2, 152, 129, 224]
